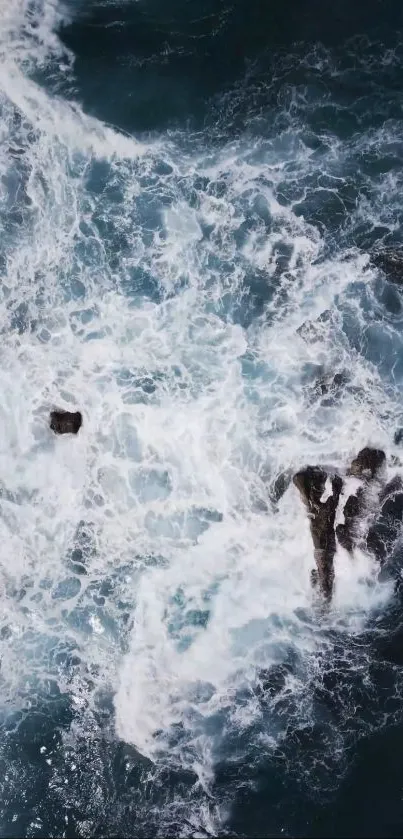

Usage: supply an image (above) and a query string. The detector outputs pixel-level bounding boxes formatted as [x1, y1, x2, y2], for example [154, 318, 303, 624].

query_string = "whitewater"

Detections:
[1, 1, 403, 836]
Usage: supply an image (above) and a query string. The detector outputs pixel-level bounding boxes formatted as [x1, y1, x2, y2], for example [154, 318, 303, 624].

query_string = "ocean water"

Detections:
[1, 0, 403, 836]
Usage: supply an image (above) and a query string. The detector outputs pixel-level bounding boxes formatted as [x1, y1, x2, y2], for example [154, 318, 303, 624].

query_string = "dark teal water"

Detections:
[2, 0, 403, 836]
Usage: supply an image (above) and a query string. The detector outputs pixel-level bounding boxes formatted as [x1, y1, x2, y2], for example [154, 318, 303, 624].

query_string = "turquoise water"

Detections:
[1, 0, 403, 835]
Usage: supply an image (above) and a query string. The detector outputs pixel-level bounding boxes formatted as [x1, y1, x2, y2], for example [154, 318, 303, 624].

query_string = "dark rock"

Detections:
[293, 466, 327, 509]
[343, 492, 362, 519]
[304, 369, 350, 409]
[269, 470, 293, 504]
[336, 488, 365, 553]
[347, 447, 386, 480]
[371, 249, 403, 284]
[394, 428, 403, 446]
[336, 450, 386, 554]
[8, 146, 25, 158]
[314, 370, 350, 399]
[333, 371, 349, 388]
[336, 523, 353, 553]
[293, 467, 343, 600]
[50, 410, 82, 435]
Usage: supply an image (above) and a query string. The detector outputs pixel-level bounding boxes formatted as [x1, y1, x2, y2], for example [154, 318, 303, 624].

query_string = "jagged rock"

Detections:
[336, 488, 365, 553]
[293, 467, 343, 600]
[269, 470, 293, 504]
[294, 447, 402, 591]
[347, 447, 386, 480]
[50, 410, 82, 435]
[371, 249, 403, 284]
[314, 370, 350, 399]
[304, 369, 350, 408]
[335, 448, 386, 553]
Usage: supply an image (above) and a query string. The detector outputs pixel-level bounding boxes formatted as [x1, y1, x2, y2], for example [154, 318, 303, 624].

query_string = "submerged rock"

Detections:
[50, 410, 82, 435]
[296, 309, 332, 343]
[293, 467, 343, 600]
[269, 469, 293, 505]
[304, 369, 350, 408]
[314, 370, 350, 399]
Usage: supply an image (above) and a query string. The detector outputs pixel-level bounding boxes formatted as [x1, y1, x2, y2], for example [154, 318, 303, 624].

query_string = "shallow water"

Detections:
[1, 1, 403, 836]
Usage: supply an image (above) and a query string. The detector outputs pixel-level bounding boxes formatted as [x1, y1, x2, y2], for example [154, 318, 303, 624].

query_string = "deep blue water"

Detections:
[2, 0, 403, 836]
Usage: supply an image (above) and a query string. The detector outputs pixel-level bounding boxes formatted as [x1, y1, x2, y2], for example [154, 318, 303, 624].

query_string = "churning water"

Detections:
[1, 1, 403, 835]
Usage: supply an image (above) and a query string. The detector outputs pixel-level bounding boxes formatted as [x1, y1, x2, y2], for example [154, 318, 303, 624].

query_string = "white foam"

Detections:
[0, 0, 148, 159]
[0, 0, 401, 815]
[0, 0, 69, 62]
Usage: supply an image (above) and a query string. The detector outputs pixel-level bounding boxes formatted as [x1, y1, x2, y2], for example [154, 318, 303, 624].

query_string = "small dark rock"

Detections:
[50, 410, 82, 435]
[8, 146, 25, 158]
[394, 428, 403, 446]
[347, 447, 386, 480]
[314, 370, 350, 399]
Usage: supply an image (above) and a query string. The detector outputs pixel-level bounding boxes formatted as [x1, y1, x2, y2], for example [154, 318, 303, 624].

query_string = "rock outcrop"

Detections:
[335, 448, 386, 554]
[347, 447, 386, 480]
[292, 447, 403, 600]
[50, 410, 82, 435]
[293, 466, 343, 600]
[336, 490, 364, 553]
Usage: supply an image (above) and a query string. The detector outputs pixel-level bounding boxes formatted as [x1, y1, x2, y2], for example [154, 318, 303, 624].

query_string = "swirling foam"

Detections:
[1, 1, 403, 835]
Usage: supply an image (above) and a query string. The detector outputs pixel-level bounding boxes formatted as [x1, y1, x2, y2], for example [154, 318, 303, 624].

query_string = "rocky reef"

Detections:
[292, 447, 403, 600]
